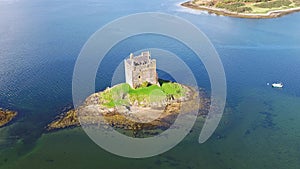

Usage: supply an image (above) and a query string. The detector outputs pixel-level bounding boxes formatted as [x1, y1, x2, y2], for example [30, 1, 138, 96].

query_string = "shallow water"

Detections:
[2, 89, 300, 169]
[0, 0, 300, 168]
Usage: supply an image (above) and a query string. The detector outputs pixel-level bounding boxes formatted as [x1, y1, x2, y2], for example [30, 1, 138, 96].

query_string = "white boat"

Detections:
[271, 82, 283, 88]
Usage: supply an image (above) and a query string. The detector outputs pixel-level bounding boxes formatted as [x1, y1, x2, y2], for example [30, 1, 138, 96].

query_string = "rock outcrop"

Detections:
[47, 109, 80, 130]
[0, 108, 18, 127]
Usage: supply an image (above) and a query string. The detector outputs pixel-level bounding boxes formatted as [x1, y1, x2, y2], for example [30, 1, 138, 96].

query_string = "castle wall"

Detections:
[124, 52, 158, 88]
[131, 60, 157, 88]
[124, 60, 133, 87]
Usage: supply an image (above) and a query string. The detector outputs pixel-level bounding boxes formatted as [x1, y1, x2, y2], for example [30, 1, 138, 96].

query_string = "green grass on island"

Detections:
[99, 81, 185, 108]
[187, 0, 300, 14]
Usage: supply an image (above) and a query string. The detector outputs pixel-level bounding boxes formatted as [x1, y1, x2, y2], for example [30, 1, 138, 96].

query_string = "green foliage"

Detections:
[128, 85, 162, 104]
[100, 89, 114, 107]
[216, 2, 246, 12]
[161, 83, 184, 99]
[100, 83, 130, 108]
[234, 0, 271, 3]
[236, 6, 253, 12]
[99, 82, 185, 108]
[204, 0, 298, 13]
[295, 0, 300, 6]
[129, 84, 161, 95]
[254, 0, 292, 8]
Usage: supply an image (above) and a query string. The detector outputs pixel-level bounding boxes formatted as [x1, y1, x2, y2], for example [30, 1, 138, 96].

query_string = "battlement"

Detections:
[124, 51, 158, 88]
[126, 51, 150, 66]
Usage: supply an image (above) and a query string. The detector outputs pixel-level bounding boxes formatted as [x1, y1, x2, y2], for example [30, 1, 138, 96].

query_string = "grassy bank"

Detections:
[99, 82, 185, 108]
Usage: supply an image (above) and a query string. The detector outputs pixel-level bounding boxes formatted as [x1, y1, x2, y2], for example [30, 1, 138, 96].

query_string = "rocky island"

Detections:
[181, 0, 300, 18]
[47, 51, 210, 135]
[47, 82, 209, 133]
[0, 108, 18, 127]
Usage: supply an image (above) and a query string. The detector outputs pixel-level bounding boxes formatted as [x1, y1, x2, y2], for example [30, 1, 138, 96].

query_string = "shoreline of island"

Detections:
[181, 1, 300, 19]
[46, 83, 210, 134]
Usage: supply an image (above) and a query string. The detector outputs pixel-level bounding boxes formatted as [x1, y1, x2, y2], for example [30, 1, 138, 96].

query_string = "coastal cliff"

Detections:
[0, 108, 18, 127]
[47, 82, 210, 132]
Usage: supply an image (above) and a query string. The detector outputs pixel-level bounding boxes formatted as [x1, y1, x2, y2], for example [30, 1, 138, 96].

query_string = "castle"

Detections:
[124, 51, 158, 88]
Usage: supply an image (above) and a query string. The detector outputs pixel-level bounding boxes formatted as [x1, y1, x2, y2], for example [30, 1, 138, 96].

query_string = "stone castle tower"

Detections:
[124, 51, 158, 88]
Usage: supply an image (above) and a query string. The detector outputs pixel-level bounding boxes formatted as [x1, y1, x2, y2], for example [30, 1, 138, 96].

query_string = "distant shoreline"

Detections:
[181, 1, 300, 19]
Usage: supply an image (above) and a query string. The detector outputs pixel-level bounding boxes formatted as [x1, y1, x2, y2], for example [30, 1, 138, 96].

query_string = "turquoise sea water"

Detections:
[0, 0, 300, 168]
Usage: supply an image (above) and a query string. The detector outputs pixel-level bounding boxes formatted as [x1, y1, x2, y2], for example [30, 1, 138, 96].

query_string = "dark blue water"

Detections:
[0, 0, 300, 168]
[96, 34, 210, 91]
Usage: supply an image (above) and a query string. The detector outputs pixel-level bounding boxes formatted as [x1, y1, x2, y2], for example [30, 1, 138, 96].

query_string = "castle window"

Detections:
[138, 76, 141, 79]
